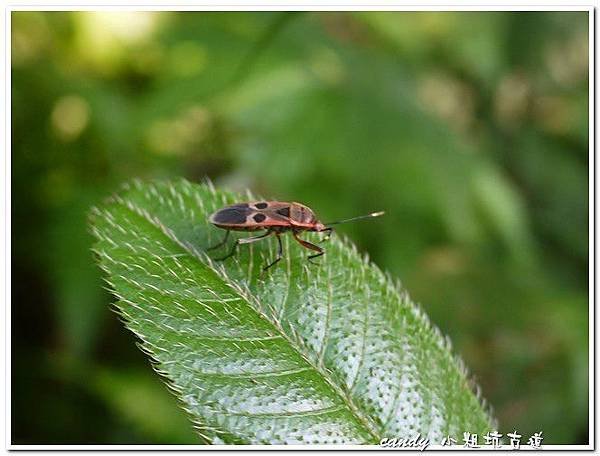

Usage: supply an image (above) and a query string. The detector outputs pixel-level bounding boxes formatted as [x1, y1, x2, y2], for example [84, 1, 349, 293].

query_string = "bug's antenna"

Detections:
[325, 211, 385, 226]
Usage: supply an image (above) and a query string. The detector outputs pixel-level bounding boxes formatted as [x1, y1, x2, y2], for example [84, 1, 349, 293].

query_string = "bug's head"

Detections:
[313, 221, 327, 232]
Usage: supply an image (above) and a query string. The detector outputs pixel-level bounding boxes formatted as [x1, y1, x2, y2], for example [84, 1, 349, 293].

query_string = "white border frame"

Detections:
[2, 3, 595, 451]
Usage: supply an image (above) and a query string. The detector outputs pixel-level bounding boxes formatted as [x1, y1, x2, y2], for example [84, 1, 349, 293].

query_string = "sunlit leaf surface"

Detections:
[90, 179, 493, 444]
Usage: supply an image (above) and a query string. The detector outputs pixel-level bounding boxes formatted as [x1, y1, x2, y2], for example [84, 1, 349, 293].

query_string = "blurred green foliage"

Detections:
[12, 11, 588, 444]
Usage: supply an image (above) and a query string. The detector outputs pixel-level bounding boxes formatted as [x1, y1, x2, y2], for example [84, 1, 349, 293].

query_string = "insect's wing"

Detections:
[261, 202, 291, 217]
[247, 207, 291, 227]
[209, 204, 252, 225]
[244, 201, 293, 227]
[209, 202, 293, 228]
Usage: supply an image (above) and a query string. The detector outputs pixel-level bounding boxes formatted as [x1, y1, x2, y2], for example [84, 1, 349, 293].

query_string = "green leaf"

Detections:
[89, 179, 494, 445]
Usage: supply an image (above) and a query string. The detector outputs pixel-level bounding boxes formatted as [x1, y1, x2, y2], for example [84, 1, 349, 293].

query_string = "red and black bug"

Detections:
[208, 201, 384, 270]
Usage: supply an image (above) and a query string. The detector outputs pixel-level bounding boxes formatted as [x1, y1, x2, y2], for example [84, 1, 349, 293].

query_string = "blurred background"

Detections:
[11, 11, 589, 444]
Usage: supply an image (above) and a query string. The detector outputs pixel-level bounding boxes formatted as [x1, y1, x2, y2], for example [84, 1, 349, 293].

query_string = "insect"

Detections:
[207, 201, 384, 271]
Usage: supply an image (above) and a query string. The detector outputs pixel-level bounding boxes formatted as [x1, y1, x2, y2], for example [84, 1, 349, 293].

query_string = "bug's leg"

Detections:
[214, 240, 239, 262]
[263, 233, 283, 271]
[319, 228, 333, 243]
[307, 251, 325, 263]
[215, 230, 271, 261]
[292, 231, 324, 264]
[206, 230, 230, 251]
[238, 230, 272, 245]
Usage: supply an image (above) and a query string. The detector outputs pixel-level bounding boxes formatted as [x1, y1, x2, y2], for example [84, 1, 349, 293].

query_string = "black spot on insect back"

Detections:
[253, 213, 267, 223]
[276, 207, 290, 217]
[213, 208, 248, 224]
[255, 202, 268, 209]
